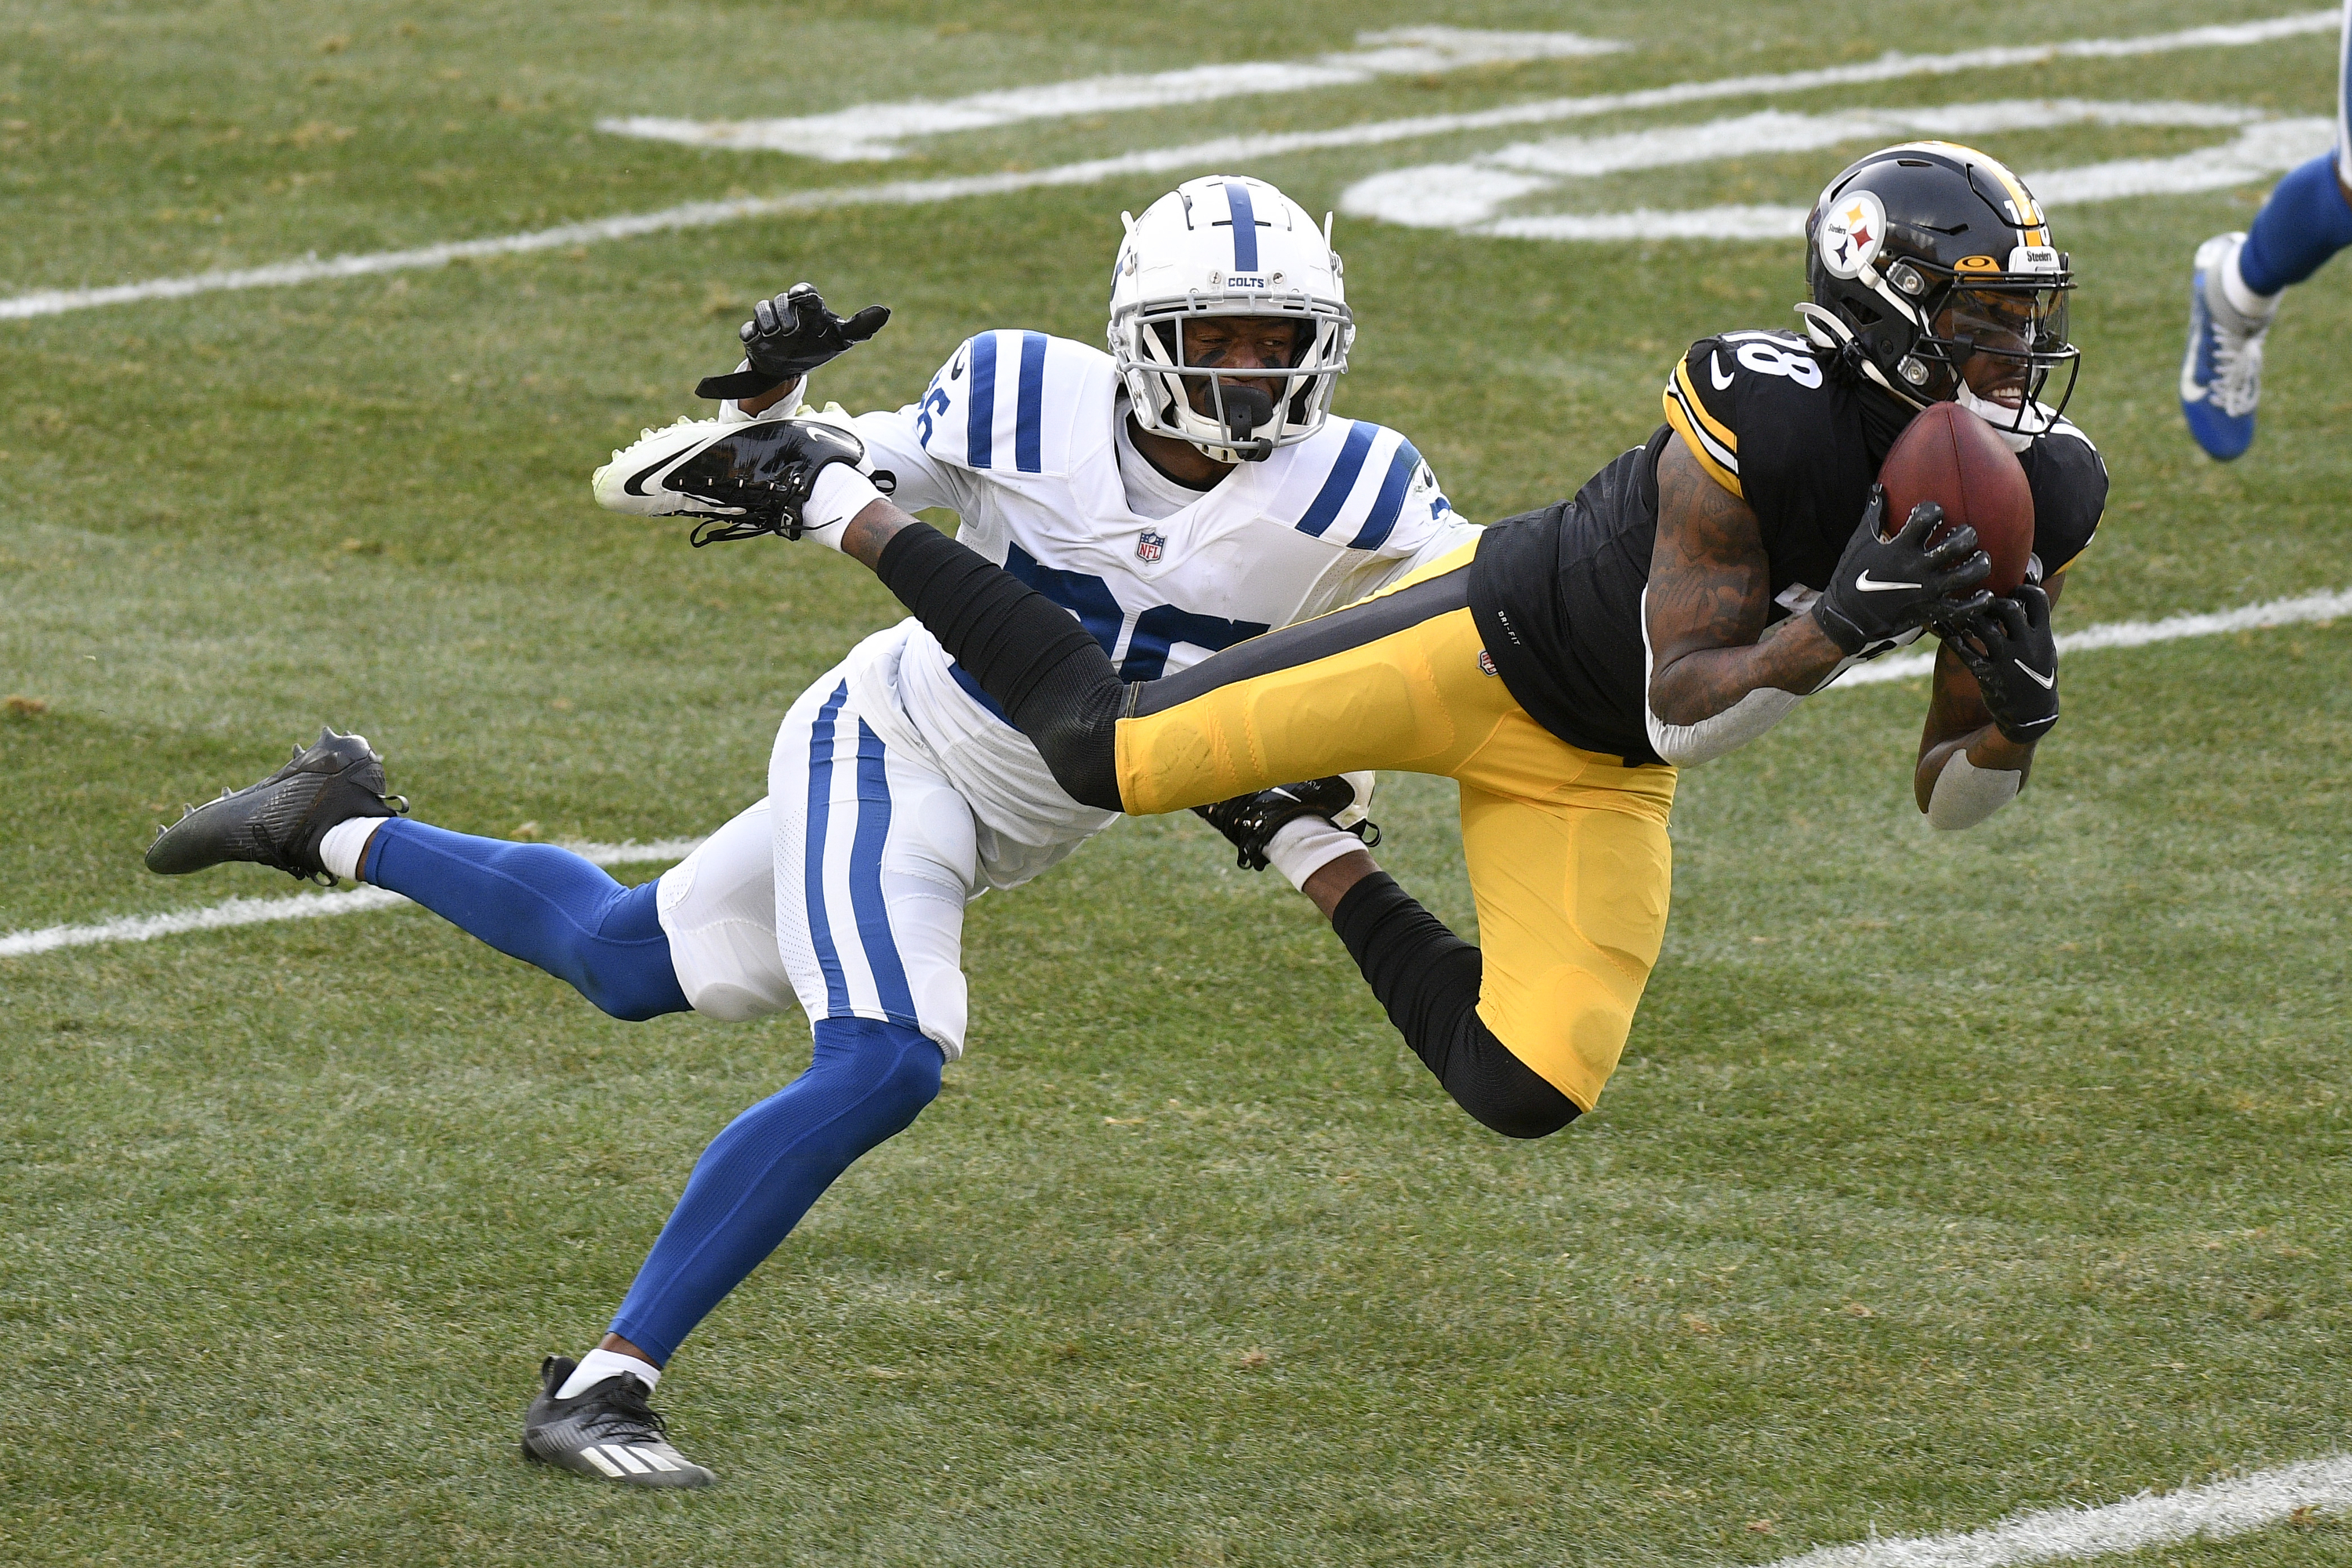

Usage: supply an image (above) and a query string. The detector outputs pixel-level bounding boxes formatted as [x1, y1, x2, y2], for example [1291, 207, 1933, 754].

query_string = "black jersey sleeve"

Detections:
[2020, 418, 2107, 576]
[1661, 332, 1853, 560]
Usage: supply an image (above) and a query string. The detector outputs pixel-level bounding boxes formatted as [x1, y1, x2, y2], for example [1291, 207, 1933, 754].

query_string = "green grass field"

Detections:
[6, 2, 2352, 1562]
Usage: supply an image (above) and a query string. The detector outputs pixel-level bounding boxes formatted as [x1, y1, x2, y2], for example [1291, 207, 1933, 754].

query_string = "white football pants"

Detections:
[655, 671, 977, 1056]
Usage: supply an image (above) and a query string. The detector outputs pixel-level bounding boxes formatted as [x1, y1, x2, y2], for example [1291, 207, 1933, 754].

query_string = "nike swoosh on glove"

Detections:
[1939, 583, 2060, 744]
[1813, 484, 1994, 655]
[697, 282, 891, 401]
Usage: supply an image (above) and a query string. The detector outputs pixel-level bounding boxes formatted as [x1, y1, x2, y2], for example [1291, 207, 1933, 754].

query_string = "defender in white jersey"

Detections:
[137, 175, 1473, 1486]
[644, 318, 1470, 1035]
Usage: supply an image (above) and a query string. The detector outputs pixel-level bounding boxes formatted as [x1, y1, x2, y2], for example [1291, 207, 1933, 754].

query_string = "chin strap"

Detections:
[1796, 303, 1924, 410]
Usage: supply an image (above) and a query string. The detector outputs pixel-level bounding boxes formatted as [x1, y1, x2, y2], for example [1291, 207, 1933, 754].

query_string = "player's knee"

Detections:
[1446, 1018, 1582, 1139]
[811, 1016, 944, 1132]
[573, 881, 691, 1021]
[1479, 1095, 1581, 1141]
[573, 953, 690, 1022]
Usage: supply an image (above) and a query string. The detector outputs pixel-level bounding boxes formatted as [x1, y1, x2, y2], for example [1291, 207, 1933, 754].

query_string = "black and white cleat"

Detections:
[143, 727, 407, 884]
[521, 1356, 715, 1489]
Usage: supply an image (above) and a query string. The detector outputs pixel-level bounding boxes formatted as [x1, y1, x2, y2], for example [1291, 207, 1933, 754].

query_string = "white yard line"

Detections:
[0, 837, 703, 960]
[1836, 586, 2352, 688]
[0, 10, 2333, 322]
[6, 587, 2348, 961]
[1338, 100, 2320, 238]
[598, 27, 1625, 161]
[1770, 1452, 2352, 1567]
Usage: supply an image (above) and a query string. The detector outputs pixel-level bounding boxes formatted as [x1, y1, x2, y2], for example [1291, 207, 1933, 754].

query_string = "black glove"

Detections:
[1192, 776, 1380, 872]
[1812, 485, 1994, 655]
[695, 282, 891, 402]
[1940, 583, 2059, 744]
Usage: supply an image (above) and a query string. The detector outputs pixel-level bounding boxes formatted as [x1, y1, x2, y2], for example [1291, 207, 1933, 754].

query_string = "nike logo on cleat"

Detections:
[2017, 662, 2056, 688]
[1853, 571, 1922, 593]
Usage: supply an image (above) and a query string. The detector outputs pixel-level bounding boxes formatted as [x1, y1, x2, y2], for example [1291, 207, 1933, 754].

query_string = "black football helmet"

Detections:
[1800, 141, 2078, 437]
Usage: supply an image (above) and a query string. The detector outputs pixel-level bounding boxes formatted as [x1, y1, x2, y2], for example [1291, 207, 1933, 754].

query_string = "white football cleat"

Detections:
[2179, 232, 2274, 462]
[590, 412, 885, 543]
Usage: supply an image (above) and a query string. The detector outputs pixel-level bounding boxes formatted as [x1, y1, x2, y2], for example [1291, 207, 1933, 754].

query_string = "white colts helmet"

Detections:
[1109, 175, 1353, 463]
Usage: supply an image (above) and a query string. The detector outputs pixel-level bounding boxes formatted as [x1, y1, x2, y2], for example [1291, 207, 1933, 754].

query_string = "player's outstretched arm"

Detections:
[1913, 575, 2063, 828]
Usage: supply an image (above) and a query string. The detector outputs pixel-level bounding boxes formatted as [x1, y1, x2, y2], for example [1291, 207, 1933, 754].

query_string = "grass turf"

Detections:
[5, 2, 2352, 1562]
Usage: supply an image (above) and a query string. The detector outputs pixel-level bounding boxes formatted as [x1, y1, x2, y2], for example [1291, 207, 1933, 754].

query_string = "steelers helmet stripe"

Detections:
[1882, 140, 2049, 247]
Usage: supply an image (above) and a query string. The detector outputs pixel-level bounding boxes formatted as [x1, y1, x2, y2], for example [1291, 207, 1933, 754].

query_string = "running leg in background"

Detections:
[2180, 0, 2352, 459]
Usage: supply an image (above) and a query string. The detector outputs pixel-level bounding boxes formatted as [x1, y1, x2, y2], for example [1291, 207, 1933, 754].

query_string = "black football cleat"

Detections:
[521, 1356, 715, 1489]
[143, 728, 408, 884]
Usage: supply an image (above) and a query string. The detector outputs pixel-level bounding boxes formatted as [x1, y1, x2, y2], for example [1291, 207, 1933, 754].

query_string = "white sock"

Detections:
[1263, 815, 1366, 891]
[318, 816, 386, 882]
[801, 463, 884, 551]
[557, 1346, 661, 1399]
[2220, 241, 2281, 321]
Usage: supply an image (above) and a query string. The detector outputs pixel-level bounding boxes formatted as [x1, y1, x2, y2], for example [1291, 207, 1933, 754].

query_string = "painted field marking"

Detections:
[0, 837, 704, 960]
[1837, 586, 2352, 688]
[5, 586, 2347, 962]
[1768, 1450, 2352, 1567]
[599, 27, 1624, 162]
[0, 10, 2333, 322]
[1340, 101, 2332, 241]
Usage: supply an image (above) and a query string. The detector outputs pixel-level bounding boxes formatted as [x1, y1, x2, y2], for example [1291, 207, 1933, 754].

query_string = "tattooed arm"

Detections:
[1643, 438, 1847, 730]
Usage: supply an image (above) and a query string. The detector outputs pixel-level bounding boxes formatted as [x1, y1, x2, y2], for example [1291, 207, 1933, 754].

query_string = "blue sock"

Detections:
[362, 818, 689, 1022]
[606, 1018, 943, 1363]
[2237, 154, 2352, 296]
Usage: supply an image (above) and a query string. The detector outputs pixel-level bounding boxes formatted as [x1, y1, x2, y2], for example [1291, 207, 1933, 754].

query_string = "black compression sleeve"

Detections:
[873, 522, 1127, 811]
[1329, 873, 1581, 1139]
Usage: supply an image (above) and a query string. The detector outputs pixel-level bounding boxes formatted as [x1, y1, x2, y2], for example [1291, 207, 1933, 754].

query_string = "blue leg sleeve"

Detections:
[362, 818, 689, 1022]
[2238, 154, 2352, 295]
[607, 1018, 943, 1363]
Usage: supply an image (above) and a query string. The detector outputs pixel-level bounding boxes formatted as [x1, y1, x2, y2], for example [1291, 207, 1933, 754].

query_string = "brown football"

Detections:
[1876, 400, 2036, 594]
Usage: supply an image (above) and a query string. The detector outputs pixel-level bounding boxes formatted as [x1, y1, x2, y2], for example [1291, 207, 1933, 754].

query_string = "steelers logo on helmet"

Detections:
[1815, 189, 1886, 281]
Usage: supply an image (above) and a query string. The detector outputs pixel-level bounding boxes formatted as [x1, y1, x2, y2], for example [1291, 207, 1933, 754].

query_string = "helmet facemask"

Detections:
[1893, 267, 2079, 436]
[1127, 304, 1348, 461]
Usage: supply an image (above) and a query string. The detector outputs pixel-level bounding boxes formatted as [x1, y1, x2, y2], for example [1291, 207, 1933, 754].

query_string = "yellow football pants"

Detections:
[1116, 544, 1675, 1111]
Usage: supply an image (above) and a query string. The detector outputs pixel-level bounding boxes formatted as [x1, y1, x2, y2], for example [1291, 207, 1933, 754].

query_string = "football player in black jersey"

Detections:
[742, 140, 2108, 1141]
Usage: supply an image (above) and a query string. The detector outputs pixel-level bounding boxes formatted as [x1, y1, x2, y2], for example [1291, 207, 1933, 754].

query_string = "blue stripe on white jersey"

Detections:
[1224, 179, 1260, 272]
[1355, 437, 1425, 552]
[965, 333, 998, 469]
[1296, 421, 1374, 538]
[1014, 331, 1047, 473]
[1283, 419, 1446, 550]
[924, 329, 1085, 476]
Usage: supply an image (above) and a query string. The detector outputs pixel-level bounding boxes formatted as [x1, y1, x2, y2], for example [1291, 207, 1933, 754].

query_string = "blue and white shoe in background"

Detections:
[2180, 232, 2275, 461]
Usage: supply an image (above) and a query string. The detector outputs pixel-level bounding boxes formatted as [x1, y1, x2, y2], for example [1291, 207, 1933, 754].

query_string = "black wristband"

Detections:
[1811, 599, 1866, 656]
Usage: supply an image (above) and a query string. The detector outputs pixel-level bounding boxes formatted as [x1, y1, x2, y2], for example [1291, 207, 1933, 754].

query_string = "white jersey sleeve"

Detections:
[1261, 419, 1473, 619]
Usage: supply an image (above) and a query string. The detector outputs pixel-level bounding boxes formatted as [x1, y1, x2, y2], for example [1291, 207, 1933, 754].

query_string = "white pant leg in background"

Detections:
[769, 673, 978, 1058]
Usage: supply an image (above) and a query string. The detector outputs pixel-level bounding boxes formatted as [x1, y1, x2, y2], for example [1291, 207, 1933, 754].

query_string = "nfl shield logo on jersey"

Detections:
[1135, 530, 1166, 563]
